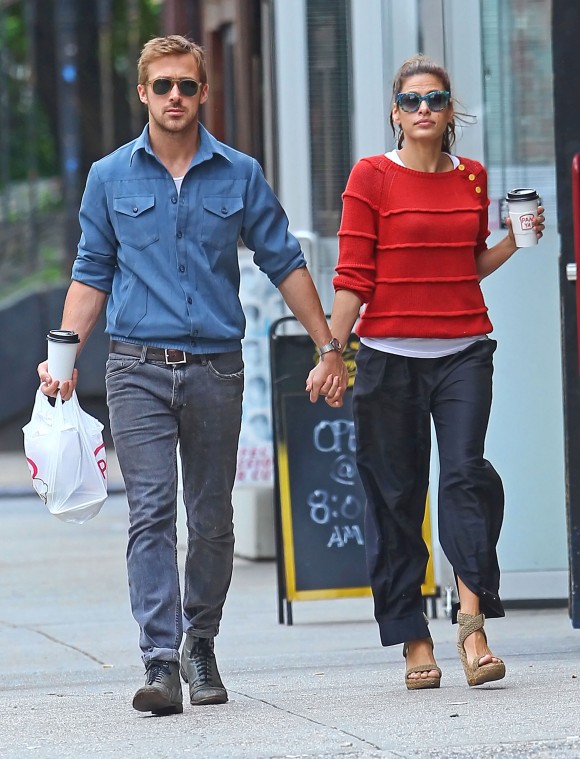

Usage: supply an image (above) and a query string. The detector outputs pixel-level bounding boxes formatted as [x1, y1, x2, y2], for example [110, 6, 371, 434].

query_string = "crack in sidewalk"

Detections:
[228, 688, 386, 753]
[0, 619, 108, 666]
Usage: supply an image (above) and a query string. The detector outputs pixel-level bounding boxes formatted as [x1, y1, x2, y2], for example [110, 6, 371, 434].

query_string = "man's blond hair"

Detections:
[138, 35, 207, 85]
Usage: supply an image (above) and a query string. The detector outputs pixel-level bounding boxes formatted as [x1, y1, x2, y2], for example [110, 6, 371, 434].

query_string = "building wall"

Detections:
[271, 0, 566, 600]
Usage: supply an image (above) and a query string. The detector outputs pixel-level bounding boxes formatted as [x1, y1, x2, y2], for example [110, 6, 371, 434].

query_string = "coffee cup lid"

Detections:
[47, 329, 80, 343]
[506, 188, 539, 202]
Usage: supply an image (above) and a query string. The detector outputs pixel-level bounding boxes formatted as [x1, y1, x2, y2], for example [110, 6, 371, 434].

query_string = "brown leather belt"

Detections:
[110, 340, 215, 365]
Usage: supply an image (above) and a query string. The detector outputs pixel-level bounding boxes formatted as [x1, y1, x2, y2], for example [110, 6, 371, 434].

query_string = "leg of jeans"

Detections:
[106, 356, 182, 663]
[432, 340, 505, 621]
[178, 352, 243, 638]
[353, 346, 432, 647]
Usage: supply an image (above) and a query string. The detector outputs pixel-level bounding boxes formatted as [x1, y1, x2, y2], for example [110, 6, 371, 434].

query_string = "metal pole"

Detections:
[97, 0, 115, 155]
[127, 0, 142, 137]
[54, 0, 81, 271]
[25, 0, 38, 267]
[0, 1, 11, 228]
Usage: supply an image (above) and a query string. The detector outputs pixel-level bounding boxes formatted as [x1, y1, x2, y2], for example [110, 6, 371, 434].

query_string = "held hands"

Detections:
[505, 205, 545, 248]
[305, 351, 349, 408]
[37, 360, 78, 402]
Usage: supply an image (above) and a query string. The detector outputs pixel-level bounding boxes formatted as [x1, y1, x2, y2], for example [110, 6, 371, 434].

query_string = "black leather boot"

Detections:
[132, 660, 183, 715]
[180, 634, 228, 705]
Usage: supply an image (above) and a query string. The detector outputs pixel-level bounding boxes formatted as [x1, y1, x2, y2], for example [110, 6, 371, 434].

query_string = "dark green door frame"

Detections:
[552, 2, 580, 627]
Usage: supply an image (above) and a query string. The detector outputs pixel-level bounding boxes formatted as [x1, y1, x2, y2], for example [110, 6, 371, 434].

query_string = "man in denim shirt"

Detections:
[38, 35, 346, 715]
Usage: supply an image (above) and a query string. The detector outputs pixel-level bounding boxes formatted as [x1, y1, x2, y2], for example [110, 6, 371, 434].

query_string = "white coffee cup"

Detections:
[506, 188, 540, 247]
[47, 330, 80, 383]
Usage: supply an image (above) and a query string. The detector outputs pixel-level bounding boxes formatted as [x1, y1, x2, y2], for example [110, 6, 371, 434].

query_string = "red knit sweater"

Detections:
[333, 154, 493, 338]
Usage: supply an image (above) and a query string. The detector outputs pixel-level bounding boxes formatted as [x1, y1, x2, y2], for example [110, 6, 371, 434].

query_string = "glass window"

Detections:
[481, 0, 555, 226]
[306, 0, 352, 237]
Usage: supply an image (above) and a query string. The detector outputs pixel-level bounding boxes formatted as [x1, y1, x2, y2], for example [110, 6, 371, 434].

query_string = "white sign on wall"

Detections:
[235, 247, 286, 484]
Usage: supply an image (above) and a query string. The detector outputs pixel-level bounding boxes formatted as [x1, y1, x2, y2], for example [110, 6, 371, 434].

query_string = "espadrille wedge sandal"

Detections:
[456, 611, 506, 686]
[403, 637, 442, 690]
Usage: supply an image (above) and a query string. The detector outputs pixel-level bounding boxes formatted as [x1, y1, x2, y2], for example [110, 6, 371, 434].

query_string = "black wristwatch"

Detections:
[318, 337, 343, 357]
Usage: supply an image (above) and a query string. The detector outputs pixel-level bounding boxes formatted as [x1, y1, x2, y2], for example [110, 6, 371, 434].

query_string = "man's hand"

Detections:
[305, 352, 349, 408]
[37, 360, 78, 401]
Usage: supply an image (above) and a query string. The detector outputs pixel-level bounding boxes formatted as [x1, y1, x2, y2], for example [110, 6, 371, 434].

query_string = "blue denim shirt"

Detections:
[72, 123, 305, 354]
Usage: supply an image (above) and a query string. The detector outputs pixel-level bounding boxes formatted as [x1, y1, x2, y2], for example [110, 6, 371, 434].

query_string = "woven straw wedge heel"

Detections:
[456, 611, 506, 686]
[403, 637, 442, 690]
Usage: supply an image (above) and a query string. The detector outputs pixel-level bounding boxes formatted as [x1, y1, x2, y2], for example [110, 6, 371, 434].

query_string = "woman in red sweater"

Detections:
[308, 54, 544, 690]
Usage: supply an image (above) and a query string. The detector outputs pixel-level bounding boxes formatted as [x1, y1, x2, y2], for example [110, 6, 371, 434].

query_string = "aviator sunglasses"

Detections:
[395, 90, 451, 113]
[146, 77, 201, 97]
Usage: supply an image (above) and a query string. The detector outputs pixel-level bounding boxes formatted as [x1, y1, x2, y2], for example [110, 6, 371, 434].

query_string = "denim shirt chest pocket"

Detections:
[201, 196, 244, 248]
[113, 195, 159, 251]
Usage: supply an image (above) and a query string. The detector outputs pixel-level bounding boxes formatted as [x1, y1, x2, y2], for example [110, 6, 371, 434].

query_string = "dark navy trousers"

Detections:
[353, 339, 505, 647]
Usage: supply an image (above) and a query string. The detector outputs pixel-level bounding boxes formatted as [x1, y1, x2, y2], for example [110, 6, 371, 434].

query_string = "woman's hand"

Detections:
[533, 205, 546, 241]
[505, 204, 545, 247]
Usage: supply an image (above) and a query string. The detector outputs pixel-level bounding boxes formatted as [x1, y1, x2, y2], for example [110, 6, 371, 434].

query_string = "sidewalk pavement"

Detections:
[1, 456, 580, 758]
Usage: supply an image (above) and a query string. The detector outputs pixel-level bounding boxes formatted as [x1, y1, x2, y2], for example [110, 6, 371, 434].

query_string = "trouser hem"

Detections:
[451, 598, 506, 624]
[183, 626, 219, 639]
[142, 648, 180, 665]
[376, 611, 430, 647]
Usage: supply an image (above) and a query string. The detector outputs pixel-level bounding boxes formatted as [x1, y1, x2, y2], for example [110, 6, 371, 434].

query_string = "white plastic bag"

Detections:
[22, 388, 108, 524]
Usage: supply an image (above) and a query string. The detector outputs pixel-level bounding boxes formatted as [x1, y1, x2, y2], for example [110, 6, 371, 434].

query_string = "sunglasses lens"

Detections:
[397, 91, 450, 112]
[398, 93, 421, 112]
[427, 92, 449, 111]
[178, 79, 199, 97]
[152, 79, 172, 95]
[150, 79, 199, 96]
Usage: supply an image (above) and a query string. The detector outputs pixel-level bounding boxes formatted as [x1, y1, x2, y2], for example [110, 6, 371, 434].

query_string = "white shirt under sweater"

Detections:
[359, 150, 487, 358]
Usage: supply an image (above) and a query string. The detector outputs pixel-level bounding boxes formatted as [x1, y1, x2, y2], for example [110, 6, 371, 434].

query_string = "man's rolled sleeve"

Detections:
[240, 159, 306, 287]
[71, 164, 117, 292]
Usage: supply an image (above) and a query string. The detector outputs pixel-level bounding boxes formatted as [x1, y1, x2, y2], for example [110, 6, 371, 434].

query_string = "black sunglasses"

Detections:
[147, 78, 201, 97]
[395, 90, 451, 113]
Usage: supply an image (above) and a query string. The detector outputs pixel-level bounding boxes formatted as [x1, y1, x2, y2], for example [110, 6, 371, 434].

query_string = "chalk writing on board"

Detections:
[307, 491, 363, 524]
[307, 417, 365, 549]
[271, 329, 373, 597]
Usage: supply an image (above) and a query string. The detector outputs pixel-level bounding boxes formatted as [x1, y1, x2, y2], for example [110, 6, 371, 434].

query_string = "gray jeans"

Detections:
[105, 349, 243, 663]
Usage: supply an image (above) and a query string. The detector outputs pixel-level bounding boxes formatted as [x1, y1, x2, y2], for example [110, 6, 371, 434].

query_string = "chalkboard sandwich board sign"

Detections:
[269, 317, 435, 624]
[277, 390, 371, 599]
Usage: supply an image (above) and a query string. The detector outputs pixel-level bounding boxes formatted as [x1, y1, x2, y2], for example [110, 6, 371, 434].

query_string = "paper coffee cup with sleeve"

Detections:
[506, 188, 540, 247]
[46, 329, 80, 383]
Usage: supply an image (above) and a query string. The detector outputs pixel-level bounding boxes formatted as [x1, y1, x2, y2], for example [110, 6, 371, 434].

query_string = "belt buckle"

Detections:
[164, 349, 187, 365]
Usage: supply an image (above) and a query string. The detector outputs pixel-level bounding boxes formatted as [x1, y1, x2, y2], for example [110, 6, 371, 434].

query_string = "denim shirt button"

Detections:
[179, 265, 185, 272]
[221, 207, 227, 215]
[132, 207, 138, 213]
[171, 196, 177, 204]
[177, 231, 183, 238]
[187, 296, 192, 304]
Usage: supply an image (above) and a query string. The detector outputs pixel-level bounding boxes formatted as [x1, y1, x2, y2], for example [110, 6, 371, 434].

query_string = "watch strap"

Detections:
[318, 337, 343, 356]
